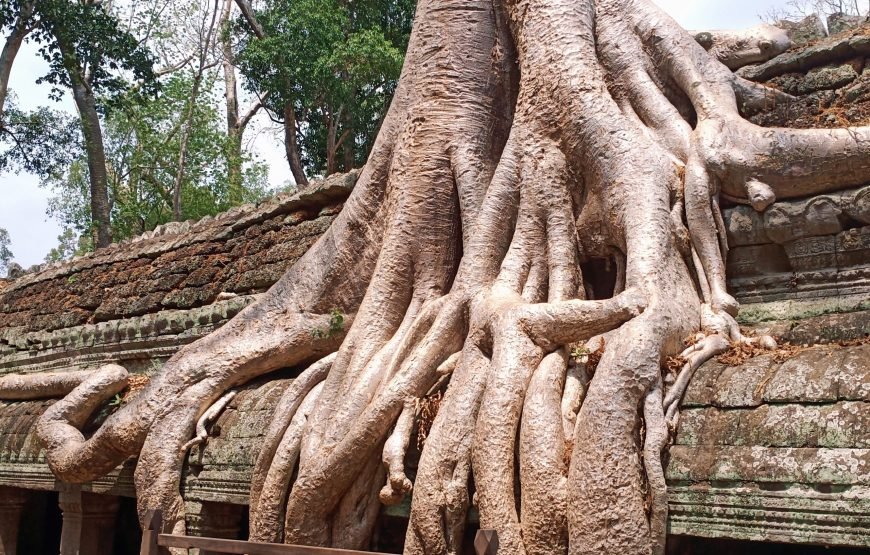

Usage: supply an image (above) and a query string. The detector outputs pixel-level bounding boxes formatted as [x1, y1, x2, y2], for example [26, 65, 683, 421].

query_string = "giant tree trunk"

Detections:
[21, 0, 870, 554]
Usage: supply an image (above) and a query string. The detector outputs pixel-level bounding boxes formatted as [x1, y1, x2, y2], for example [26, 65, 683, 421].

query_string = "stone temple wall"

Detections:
[1, 22, 870, 555]
[0, 172, 357, 553]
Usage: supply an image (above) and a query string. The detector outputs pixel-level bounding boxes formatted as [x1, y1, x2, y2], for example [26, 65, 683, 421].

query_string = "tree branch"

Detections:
[0, 1, 36, 119]
[233, 0, 265, 40]
[239, 99, 263, 131]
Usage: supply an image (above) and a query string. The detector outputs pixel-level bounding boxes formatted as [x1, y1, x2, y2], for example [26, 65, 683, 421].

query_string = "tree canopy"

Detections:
[234, 0, 414, 176]
[0, 0, 416, 262]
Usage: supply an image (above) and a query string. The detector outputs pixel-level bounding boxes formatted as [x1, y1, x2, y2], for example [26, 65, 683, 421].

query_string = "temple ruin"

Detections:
[1, 15, 870, 555]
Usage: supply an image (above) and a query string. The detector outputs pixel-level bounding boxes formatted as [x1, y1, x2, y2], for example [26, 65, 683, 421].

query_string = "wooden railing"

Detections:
[140, 510, 500, 555]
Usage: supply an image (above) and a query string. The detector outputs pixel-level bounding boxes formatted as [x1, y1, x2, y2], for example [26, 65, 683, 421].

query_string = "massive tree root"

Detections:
[8, 0, 870, 553]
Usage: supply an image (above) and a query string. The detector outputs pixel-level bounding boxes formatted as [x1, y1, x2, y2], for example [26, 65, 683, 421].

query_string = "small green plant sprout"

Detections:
[570, 344, 590, 363]
[311, 308, 345, 339]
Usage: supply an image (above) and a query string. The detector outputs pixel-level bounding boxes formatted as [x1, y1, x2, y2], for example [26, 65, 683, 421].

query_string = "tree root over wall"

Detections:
[7, 0, 870, 553]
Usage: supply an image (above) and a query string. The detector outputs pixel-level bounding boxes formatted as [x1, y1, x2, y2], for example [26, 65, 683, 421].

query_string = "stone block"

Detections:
[712, 355, 780, 408]
[161, 286, 220, 310]
[683, 361, 727, 407]
[848, 186, 870, 224]
[828, 13, 865, 35]
[742, 405, 813, 447]
[783, 235, 838, 272]
[763, 348, 843, 403]
[837, 226, 870, 268]
[667, 445, 870, 485]
[820, 401, 870, 449]
[724, 205, 770, 246]
[838, 344, 870, 400]
[777, 14, 827, 46]
[675, 407, 740, 446]
[727, 244, 792, 277]
[799, 63, 859, 94]
[765, 196, 843, 244]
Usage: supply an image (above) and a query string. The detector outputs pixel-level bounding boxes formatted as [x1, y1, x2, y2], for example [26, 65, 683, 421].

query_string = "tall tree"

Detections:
[0, 0, 155, 248]
[219, 0, 262, 204]
[234, 0, 411, 181]
[169, 0, 221, 221]
[24, 2, 870, 555]
[0, 1, 35, 121]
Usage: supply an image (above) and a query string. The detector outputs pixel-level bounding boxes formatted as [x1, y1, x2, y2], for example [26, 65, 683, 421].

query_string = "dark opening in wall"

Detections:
[113, 496, 142, 555]
[18, 490, 61, 554]
[581, 257, 618, 300]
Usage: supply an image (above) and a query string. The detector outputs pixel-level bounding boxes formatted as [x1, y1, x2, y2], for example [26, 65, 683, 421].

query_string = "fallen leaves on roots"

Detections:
[417, 390, 442, 451]
[717, 335, 870, 366]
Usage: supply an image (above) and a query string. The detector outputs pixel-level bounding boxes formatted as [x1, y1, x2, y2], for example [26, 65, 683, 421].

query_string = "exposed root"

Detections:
[560, 359, 589, 441]
[473, 291, 646, 554]
[0, 369, 100, 400]
[405, 342, 489, 555]
[731, 75, 795, 116]
[643, 382, 669, 555]
[283, 297, 466, 546]
[519, 351, 569, 555]
[663, 333, 730, 424]
[693, 23, 790, 70]
[250, 381, 324, 543]
[249, 353, 336, 521]
[379, 398, 418, 505]
[414, 353, 458, 453]
[180, 389, 237, 453]
[36, 364, 130, 483]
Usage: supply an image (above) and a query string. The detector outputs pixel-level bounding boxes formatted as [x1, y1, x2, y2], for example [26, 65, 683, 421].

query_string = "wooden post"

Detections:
[474, 529, 499, 555]
[139, 509, 162, 555]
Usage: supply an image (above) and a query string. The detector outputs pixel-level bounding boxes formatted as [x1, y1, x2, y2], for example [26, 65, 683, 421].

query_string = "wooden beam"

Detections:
[157, 534, 398, 555]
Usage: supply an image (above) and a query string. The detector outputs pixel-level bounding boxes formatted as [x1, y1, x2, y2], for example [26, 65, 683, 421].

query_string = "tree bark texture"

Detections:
[221, 0, 260, 205]
[15, 0, 870, 553]
[283, 104, 309, 187]
[0, 1, 34, 121]
[55, 31, 113, 249]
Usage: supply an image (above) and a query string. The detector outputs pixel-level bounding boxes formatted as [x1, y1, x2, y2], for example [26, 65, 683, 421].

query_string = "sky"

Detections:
[0, 0, 795, 268]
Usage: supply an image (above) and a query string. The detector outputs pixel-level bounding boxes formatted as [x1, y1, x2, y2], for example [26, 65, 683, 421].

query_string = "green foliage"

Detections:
[235, 0, 413, 175]
[0, 97, 82, 178]
[42, 72, 271, 257]
[46, 228, 88, 263]
[311, 308, 346, 339]
[0, 227, 13, 275]
[106, 73, 269, 235]
[28, 0, 157, 105]
[0, 0, 414, 261]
